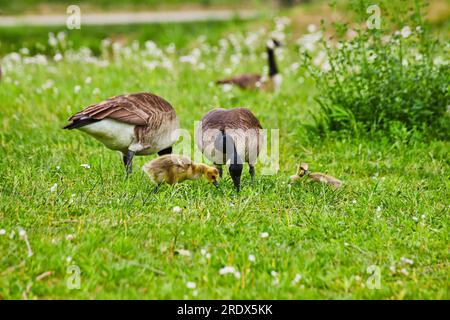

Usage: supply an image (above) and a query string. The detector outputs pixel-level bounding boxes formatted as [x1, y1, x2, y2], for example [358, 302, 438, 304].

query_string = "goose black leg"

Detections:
[249, 164, 255, 183]
[214, 163, 223, 177]
[229, 163, 243, 192]
[158, 146, 172, 156]
[123, 150, 135, 175]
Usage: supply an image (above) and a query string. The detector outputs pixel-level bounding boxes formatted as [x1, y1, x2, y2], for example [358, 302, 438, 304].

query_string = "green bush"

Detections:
[304, 1, 449, 139]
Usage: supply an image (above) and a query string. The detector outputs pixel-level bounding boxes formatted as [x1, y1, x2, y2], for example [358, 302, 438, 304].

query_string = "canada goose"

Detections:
[143, 154, 220, 192]
[216, 39, 282, 90]
[64, 92, 179, 174]
[290, 163, 343, 188]
[195, 107, 263, 192]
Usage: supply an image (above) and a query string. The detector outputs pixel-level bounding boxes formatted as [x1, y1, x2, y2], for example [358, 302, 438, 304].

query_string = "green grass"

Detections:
[0, 0, 261, 15]
[0, 18, 449, 299]
[0, 20, 251, 56]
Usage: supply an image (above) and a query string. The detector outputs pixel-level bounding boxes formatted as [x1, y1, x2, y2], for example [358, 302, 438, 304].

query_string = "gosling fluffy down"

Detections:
[143, 154, 219, 187]
[290, 163, 343, 188]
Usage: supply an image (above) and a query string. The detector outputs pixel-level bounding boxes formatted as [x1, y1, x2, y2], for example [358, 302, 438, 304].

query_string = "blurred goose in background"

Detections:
[143, 154, 220, 192]
[195, 107, 264, 192]
[216, 39, 282, 91]
[64, 92, 179, 174]
[290, 163, 343, 188]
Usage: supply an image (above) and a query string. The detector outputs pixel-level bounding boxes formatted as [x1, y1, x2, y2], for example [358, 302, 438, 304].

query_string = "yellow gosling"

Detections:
[290, 162, 343, 188]
[143, 154, 219, 192]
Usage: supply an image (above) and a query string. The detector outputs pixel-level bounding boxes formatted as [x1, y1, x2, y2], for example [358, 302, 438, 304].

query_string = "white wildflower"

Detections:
[54, 53, 63, 62]
[401, 26, 411, 38]
[291, 273, 302, 285]
[219, 266, 236, 275]
[172, 206, 182, 213]
[400, 257, 414, 265]
[248, 254, 256, 262]
[0, 229, 6, 235]
[222, 84, 233, 93]
[260, 232, 269, 238]
[74, 85, 81, 94]
[307, 24, 317, 33]
[177, 249, 191, 257]
[66, 234, 75, 241]
[186, 282, 196, 289]
[50, 183, 58, 192]
[80, 163, 90, 169]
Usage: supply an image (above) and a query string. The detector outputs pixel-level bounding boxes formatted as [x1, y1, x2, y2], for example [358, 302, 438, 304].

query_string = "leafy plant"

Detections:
[304, 0, 449, 139]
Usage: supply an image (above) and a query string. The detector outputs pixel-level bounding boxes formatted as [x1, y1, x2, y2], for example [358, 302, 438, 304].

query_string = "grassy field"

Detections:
[0, 10, 449, 299]
[0, 0, 267, 14]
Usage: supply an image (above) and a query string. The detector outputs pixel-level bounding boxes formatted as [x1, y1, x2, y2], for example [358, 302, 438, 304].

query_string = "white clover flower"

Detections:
[66, 234, 75, 241]
[389, 265, 396, 272]
[54, 53, 63, 62]
[172, 206, 182, 213]
[433, 56, 446, 66]
[74, 85, 81, 94]
[401, 26, 411, 38]
[186, 282, 196, 289]
[352, 200, 357, 204]
[80, 163, 90, 169]
[400, 257, 414, 265]
[307, 24, 317, 33]
[66, 256, 72, 263]
[18, 229, 26, 237]
[376, 206, 382, 213]
[200, 249, 207, 256]
[291, 273, 302, 285]
[85, 77, 92, 84]
[260, 232, 269, 238]
[0, 229, 6, 235]
[42, 80, 55, 90]
[50, 183, 58, 192]
[20, 48, 30, 55]
[248, 254, 256, 262]
[412, 216, 419, 222]
[177, 249, 191, 257]
[222, 84, 233, 93]
[399, 268, 409, 275]
[219, 266, 236, 275]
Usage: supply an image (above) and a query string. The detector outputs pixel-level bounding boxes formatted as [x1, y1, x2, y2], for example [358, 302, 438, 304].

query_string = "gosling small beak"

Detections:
[213, 181, 219, 188]
[304, 170, 309, 175]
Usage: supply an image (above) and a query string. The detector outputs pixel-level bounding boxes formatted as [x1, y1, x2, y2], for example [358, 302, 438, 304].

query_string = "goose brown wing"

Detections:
[202, 108, 263, 131]
[67, 92, 175, 127]
[216, 74, 262, 89]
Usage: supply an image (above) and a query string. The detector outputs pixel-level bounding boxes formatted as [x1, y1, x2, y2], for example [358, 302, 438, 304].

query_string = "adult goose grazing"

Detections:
[195, 108, 263, 192]
[216, 39, 282, 91]
[64, 92, 179, 174]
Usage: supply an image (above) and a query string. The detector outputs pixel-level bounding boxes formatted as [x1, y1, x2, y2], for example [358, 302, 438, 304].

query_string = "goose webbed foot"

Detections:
[123, 150, 135, 175]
